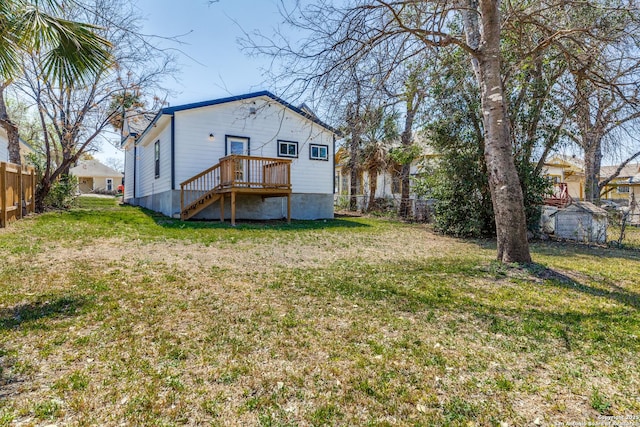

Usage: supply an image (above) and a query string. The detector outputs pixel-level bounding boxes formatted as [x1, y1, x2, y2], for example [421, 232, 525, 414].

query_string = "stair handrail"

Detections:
[180, 162, 222, 217]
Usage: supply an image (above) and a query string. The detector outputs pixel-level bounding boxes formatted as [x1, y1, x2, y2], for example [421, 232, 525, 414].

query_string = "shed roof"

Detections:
[551, 201, 607, 216]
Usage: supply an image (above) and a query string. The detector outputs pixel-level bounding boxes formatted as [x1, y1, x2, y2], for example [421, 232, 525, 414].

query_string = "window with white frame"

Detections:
[106, 178, 113, 191]
[617, 185, 630, 193]
[278, 140, 298, 158]
[309, 144, 328, 161]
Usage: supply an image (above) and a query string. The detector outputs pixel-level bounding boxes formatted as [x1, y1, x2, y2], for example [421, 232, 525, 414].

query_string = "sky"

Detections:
[97, 0, 291, 163]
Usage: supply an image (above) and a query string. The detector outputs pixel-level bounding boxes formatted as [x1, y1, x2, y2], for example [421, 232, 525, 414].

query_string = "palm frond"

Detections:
[4, 0, 113, 85]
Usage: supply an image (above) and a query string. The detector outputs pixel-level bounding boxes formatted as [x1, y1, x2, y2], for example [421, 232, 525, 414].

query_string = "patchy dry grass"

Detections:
[1, 198, 639, 426]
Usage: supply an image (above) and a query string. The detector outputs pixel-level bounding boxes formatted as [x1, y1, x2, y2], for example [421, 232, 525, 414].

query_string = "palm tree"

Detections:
[0, 0, 112, 165]
[361, 140, 389, 211]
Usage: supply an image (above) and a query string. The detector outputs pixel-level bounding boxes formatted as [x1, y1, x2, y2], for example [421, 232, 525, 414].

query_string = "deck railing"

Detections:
[180, 162, 222, 216]
[0, 162, 36, 228]
[180, 155, 292, 219]
[544, 182, 571, 207]
[219, 155, 291, 189]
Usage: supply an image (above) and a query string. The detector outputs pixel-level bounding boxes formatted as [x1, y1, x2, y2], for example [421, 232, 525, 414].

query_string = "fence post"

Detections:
[0, 162, 6, 228]
[17, 165, 23, 220]
[30, 166, 36, 213]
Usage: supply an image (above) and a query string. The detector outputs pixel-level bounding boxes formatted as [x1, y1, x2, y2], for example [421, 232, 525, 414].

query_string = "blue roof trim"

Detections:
[160, 91, 338, 134]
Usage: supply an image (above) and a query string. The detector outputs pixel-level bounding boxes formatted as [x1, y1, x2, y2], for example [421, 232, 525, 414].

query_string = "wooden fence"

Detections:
[0, 162, 36, 228]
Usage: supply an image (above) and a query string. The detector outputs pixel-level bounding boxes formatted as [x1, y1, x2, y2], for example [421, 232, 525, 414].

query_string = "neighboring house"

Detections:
[543, 154, 640, 203]
[70, 160, 123, 194]
[542, 154, 585, 200]
[122, 91, 337, 223]
[543, 155, 640, 225]
[0, 127, 35, 165]
[599, 163, 640, 202]
[334, 136, 436, 211]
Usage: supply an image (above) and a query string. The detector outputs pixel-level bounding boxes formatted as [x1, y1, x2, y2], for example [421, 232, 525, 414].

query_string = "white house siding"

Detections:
[125, 94, 335, 219]
[0, 144, 7, 163]
[138, 123, 172, 197]
[0, 129, 8, 162]
[174, 96, 334, 195]
[124, 144, 135, 200]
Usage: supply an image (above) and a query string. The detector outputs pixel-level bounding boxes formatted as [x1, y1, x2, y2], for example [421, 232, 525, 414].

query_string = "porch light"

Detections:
[208, 133, 215, 141]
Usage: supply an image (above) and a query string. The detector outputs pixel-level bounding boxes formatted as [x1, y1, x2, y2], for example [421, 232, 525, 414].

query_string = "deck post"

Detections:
[231, 191, 236, 226]
[180, 183, 185, 220]
[287, 194, 291, 224]
[220, 193, 225, 222]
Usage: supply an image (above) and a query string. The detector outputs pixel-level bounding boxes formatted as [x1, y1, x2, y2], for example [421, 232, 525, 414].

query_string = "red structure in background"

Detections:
[544, 182, 571, 208]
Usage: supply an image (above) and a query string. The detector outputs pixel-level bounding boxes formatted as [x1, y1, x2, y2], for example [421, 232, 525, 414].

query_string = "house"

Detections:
[542, 155, 640, 202]
[333, 136, 436, 212]
[69, 159, 123, 194]
[122, 91, 337, 223]
[0, 127, 35, 165]
[542, 154, 585, 200]
[599, 163, 640, 202]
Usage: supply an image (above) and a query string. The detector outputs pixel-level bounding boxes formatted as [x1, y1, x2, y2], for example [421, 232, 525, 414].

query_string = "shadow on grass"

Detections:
[139, 208, 371, 231]
[524, 263, 640, 311]
[0, 295, 89, 331]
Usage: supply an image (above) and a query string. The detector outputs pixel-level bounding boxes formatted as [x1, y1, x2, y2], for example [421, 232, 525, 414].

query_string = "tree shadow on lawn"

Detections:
[0, 295, 89, 331]
[140, 208, 371, 232]
[523, 263, 640, 311]
[468, 238, 640, 263]
[531, 240, 640, 262]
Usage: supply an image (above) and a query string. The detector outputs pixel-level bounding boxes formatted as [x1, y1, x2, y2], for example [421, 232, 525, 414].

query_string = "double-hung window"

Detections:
[309, 144, 328, 161]
[278, 140, 298, 158]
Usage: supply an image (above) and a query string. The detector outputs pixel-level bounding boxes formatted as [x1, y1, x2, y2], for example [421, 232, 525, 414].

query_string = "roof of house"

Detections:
[126, 112, 156, 135]
[132, 91, 337, 146]
[545, 154, 585, 170]
[600, 163, 640, 180]
[70, 159, 123, 178]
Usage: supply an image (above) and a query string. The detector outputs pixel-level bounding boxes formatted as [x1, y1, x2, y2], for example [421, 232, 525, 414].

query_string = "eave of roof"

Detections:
[132, 91, 338, 146]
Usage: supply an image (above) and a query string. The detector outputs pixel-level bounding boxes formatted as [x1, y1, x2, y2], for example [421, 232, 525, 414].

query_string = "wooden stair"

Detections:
[180, 155, 292, 225]
[181, 190, 222, 220]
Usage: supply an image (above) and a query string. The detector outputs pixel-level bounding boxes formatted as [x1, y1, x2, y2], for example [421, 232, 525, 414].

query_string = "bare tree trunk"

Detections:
[0, 84, 22, 165]
[399, 108, 416, 218]
[399, 163, 411, 217]
[468, 0, 532, 263]
[349, 131, 359, 211]
[368, 167, 378, 211]
[583, 142, 602, 203]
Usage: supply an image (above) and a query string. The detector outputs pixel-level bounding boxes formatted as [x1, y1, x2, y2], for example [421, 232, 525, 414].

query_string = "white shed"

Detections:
[122, 91, 337, 223]
[550, 201, 608, 243]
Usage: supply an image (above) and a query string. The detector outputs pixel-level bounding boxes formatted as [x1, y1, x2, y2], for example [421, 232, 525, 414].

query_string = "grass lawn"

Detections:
[1, 197, 639, 426]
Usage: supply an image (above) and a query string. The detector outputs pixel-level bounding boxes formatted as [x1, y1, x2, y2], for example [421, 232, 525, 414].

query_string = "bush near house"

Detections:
[0, 198, 638, 425]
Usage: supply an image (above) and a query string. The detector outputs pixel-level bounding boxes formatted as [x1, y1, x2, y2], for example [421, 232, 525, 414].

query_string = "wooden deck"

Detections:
[544, 182, 572, 208]
[180, 155, 292, 225]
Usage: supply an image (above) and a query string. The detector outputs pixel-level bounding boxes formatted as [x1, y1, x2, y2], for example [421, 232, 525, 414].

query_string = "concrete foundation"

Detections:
[125, 191, 334, 220]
